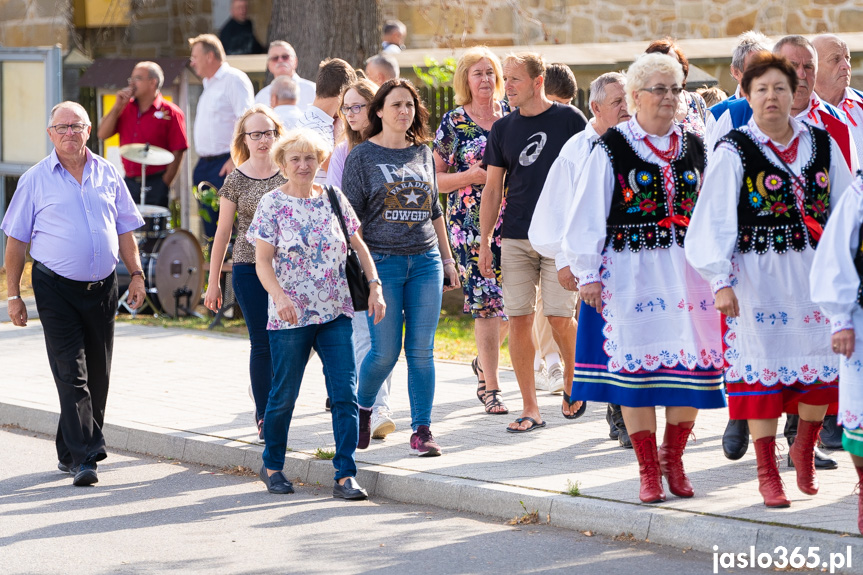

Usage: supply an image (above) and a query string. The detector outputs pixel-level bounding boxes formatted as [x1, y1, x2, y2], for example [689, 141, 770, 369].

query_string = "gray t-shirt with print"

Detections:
[342, 141, 443, 255]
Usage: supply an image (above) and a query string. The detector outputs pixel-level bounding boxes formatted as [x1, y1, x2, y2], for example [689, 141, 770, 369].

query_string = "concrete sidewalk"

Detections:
[2, 319, 862, 566]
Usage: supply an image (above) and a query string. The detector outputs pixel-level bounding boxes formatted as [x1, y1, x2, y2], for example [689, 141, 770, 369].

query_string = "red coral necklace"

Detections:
[644, 132, 679, 163]
[765, 137, 800, 164]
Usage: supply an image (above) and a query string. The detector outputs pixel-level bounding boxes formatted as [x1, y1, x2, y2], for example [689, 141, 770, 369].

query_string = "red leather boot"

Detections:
[630, 430, 666, 503]
[789, 418, 822, 495]
[754, 436, 790, 508]
[856, 466, 863, 535]
[658, 421, 695, 498]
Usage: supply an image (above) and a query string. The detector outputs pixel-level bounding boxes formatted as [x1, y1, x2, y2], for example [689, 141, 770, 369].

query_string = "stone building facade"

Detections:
[382, 0, 863, 49]
[3, 0, 863, 56]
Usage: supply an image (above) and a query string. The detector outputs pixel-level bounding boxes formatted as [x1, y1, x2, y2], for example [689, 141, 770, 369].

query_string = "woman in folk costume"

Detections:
[810, 171, 863, 533]
[686, 51, 853, 508]
[565, 52, 725, 504]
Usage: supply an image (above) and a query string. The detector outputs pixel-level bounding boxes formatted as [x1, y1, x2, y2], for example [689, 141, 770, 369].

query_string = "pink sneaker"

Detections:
[410, 425, 442, 457]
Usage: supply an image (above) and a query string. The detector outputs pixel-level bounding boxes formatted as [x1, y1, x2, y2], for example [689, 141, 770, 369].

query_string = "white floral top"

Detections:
[247, 186, 360, 330]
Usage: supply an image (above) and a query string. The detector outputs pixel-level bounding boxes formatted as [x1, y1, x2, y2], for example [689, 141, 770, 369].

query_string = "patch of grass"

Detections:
[566, 479, 581, 497]
[115, 307, 249, 336]
[434, 309, 511, 366]
[0, 262, 34, 299]
[507, 500, 541, 525]
[314, 447, 335, 460]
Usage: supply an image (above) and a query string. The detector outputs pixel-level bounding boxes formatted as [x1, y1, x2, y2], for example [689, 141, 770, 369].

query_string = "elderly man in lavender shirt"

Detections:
[2, 101, 146, 487]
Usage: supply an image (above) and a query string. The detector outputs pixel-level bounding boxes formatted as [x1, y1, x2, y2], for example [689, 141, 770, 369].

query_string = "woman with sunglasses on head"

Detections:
[343, 79, 460, 457]
[687, 52, 853, 508]
[204, 104, 287, 443]
[567, 53, 726, 504]
[326, 79, 399, 442]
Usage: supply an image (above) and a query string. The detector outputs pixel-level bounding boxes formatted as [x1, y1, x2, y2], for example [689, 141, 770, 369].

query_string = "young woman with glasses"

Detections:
[204, 105, 287, 443]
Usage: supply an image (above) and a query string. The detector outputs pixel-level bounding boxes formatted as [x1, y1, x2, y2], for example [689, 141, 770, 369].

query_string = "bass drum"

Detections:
[117, 229, 205, 317]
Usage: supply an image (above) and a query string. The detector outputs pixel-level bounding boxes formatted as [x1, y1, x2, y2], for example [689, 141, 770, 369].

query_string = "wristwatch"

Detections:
[130, 270, 146, 282]
[367, 278, 382, 287]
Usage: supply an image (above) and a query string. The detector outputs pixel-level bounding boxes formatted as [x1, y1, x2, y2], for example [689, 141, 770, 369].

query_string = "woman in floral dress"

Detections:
[433, 46, 511, 414]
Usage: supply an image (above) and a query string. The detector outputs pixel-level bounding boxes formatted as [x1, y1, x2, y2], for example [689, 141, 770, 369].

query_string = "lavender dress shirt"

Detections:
[1, 149, 144, 282]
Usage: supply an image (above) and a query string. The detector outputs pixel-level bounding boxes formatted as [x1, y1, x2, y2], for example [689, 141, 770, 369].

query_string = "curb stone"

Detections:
[3, 401, 861, 573]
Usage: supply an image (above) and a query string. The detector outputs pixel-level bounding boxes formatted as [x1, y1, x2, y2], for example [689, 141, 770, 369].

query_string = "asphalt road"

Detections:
[0, 426, 766, 575]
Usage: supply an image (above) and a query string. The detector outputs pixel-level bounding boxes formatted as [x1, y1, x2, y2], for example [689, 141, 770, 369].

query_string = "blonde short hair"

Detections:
[271, 128, 330, 172]
[230, 105, 286, 166]
[625, 52, 684, 112]
[188, 33, 226, 62]
[453, 47, 504, 106]
[502, 52, 545, 80]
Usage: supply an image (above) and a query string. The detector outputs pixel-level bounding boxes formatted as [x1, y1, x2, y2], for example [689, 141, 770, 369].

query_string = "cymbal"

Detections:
[119, 143, 175, 166]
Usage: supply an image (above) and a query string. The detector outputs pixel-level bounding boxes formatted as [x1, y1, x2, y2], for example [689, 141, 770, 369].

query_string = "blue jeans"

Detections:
[358, 248, 443, 431]
[263, 315, 358, 481]
[232, 264, 272, 420]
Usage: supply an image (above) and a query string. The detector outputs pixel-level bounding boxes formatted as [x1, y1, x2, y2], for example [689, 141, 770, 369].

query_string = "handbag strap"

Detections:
[325, 185, 353, 250]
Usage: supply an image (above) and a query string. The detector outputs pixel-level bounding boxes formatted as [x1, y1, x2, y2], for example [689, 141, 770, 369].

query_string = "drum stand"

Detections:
[117, 288, 158, 317]
[172, 268, 203, 319]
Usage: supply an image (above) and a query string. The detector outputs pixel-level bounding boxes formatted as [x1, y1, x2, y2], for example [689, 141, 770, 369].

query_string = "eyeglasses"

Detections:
[340, 104, 367, 115]
[268, 54, 292, 62]
[128, 75, 148, 83]
[245, 130, 278, 141]
[49, 123, 90, 134]
[640, 85, 683, 98]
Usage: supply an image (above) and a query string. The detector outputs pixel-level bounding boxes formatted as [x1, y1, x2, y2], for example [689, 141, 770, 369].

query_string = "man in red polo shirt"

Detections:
[97, 61, 188, 207]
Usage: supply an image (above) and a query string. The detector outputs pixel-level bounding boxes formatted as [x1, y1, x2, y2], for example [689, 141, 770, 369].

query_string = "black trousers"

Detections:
[32, 264, 118, 468]
[125, 171, 169, 208]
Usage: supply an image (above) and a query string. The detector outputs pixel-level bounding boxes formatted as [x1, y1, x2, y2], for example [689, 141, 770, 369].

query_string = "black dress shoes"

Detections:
[819, 415, 844, 450]
[606, 404, 619, 440]
[259, 464, 295, 494]
[333, 477, 368, 500]
[722, 419, 750, 460]
[72, 462, 98, 486]
[608, 404, 631, 448]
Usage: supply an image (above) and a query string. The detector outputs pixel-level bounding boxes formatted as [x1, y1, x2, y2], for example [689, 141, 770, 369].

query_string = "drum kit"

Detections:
[116, 143, 204, 318]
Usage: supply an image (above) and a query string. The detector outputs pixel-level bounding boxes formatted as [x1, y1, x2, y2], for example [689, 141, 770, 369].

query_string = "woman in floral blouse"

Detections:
[248, 128, 385, 501]
[433, 46, 511, 415]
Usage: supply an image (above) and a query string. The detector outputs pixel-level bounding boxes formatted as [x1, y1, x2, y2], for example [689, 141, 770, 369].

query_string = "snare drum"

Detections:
[137, 204, 171, 239]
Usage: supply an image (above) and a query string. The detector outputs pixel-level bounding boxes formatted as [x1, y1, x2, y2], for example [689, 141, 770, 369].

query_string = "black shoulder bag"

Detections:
[325, 185, 370, 311]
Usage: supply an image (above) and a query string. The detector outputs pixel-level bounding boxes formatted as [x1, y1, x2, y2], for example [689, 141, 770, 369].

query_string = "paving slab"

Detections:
[1, 320, 862, 565]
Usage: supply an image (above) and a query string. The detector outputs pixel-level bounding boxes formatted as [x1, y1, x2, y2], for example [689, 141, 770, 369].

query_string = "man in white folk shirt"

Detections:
[529, 72, 634, 447]
[813, 34, 863, 171]
[255, 41, 316, 109]
[188, 33, 254, 242]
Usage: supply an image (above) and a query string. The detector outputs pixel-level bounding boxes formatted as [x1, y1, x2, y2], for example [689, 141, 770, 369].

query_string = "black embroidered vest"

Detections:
[597, 127, 704, 252]
[719, 125, 832, 255]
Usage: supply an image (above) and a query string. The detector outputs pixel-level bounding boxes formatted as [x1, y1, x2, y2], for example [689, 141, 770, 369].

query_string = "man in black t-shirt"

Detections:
[479, 52, 587, 433]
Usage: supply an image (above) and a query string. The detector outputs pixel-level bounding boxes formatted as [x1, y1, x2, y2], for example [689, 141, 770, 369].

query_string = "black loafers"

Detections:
[333, 477, 368, 500]
[260, 464, 294, 494]
[722, 419, 750, 460]
[72, 462, 98, 486]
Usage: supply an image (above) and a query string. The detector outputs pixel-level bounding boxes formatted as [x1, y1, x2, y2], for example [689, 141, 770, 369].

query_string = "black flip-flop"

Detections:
[562, 391, 587, 420]
[506, 416, 546, 433]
